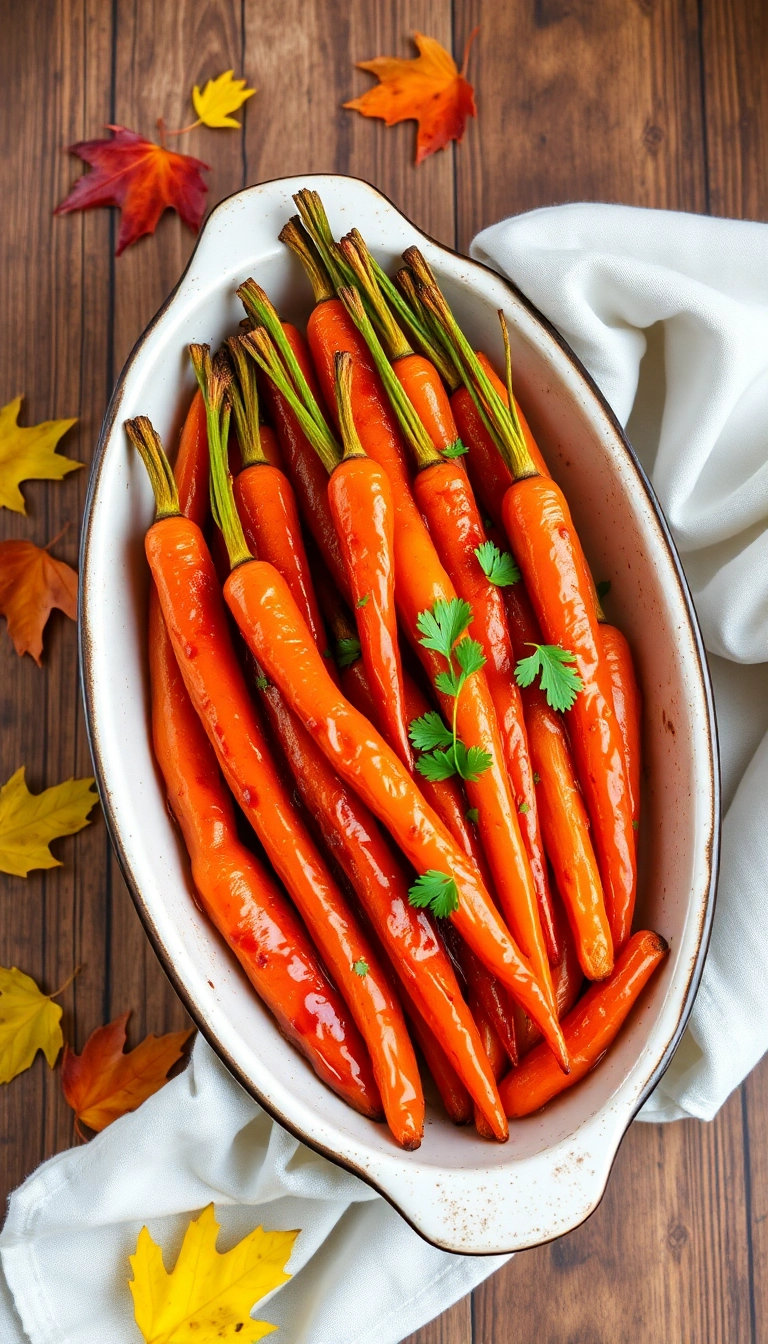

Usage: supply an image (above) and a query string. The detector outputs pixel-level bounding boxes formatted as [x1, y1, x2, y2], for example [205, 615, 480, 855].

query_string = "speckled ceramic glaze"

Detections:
[80, 175, 718, 1254]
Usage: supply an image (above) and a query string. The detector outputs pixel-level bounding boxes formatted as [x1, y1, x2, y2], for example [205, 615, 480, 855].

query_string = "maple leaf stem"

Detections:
[49, 964, 82, 1001]
[43, 522, 70, 552]
[461, 26, 480, 77]
[163, 120, 203, 138]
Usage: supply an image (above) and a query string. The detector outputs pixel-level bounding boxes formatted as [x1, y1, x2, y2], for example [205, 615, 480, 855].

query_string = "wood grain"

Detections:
[0, 3, 765, 1342]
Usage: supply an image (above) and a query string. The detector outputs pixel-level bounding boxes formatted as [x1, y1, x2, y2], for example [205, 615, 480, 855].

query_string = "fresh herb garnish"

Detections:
[408, 870, 460, 918]
[474, 540, 520, 588]
[465, 807, 479, 825]
[356, 594, 370, 608]
[352, 958, 369, 977]
[441, 439, 468, 459]
[411, 599, 492, 782]
[254, 675, 270, 691]
[518, 801, 529, 814]
[336, 636, 362, 668]
[515, 644, 583, 712]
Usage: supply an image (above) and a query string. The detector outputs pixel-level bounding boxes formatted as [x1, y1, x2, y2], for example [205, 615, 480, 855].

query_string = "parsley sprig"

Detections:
[441, 439, 468, 459]
[409, 599, 492, 783]
[515, 643, 584, 712]
[336, 635, 362, 668]
[408, 870, 460, 918]
[475, 540, 520, 588]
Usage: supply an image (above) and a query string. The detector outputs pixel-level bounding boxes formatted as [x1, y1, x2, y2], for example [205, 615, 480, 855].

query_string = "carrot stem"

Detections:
[124, 417, 179, 519]
[334, 352, 366, 460]
[279, 218, 335, 303]
[242, 328, 340, 474]
[226, 337, 267, 467]
[339, 235, 413, 361]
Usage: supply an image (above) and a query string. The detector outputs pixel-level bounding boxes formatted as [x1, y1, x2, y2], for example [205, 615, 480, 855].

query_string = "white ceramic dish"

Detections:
[80, 174, 718, 1254]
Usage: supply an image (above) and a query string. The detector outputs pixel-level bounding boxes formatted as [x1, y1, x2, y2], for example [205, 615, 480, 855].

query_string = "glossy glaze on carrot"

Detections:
[600, 621, 642, 834]
[501, 931, 667, 1117]
[257, 676, 506, 1138]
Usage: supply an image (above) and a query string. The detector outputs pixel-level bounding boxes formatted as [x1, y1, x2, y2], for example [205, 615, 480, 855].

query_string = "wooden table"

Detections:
[1, 2, 766, 1339]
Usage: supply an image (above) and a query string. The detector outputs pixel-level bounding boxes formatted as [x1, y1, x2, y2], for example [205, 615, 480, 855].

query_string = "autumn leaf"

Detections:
[0, 966, 66, 1083]
[0, 397, 79, 514]
[192, 70, 256, 128]
[345, 30, 478, 164]
[0, 538, 77, 664]
[55, 126, 209, 256]
[130, 1203, 297, 1344]
[0, 768, 97, 877]
[61, 1011, 194, 1133]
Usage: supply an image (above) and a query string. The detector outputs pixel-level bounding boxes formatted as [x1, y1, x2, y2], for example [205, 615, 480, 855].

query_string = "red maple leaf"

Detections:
[55, 126, 209, 256]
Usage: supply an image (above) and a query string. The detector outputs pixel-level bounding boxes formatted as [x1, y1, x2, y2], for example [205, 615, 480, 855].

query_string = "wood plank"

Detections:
[242, 0, 455, 244]
[700, 0, 768, 220]
[473, 1094, 752, 1343]
[744, 1054, 768, 1341]
[453, 0, 706, 250]
[0, 0, 114, 1195]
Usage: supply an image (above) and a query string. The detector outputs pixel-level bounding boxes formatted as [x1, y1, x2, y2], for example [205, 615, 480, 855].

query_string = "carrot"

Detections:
[407, 1005, 473, 1125]
[127, 414, 424, 1150]
[328, 351, 412, 768]
[514, 888, 585, 1056]
[255, 669, 507, 1139]
[253, 311, 350, 600]
[339, 232, 463, 457]
[444, 924, 518, 1066]
[149, 594, 382, 1115]
[418, 266, 637, 954]
[500, 931, 668, 1117]
[505, 581, 613, 981]
[470, 995, 509, 1139]
[599, 618, 642, 834]
[336, 285, 558, 1012]
[173, 387, 209, 525]
[197, 341, 330, 659]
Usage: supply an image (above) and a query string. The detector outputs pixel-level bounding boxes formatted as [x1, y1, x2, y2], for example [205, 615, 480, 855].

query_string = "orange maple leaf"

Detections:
[345, 30, 478, 165]
[0, 538, 77, 665]
[61, 1012, 194, 1135]
[55, 126, 209, 256]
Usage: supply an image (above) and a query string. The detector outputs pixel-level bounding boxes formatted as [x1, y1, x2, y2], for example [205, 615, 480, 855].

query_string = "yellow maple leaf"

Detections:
[0, 397, 80, 514]
[129, 1203, 297, 1343]
[0, 767, 97, 877]
[192, 71, 256, 129]
[0, 966, 64, 1083]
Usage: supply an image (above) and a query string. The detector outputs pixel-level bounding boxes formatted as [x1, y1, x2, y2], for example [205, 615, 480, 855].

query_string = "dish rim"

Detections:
[78, 173, 720, 1254]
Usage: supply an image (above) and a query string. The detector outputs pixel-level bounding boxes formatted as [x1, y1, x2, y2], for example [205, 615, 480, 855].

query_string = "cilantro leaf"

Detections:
[352, 958, 369, 977]
[336, 636, 362, 668]
[518, 801, 529, 814]
[409, 711, 453, 753]
[596, 579, 611, 600]
[254, 675, 270, 691]
[465, 807, 479, 825]
[415, 748, 459, 782]
[416, 598, 473, 660]
[454, 638, 486, 677]
[515, 644, 584, 712]
[356, 593, 370, 608]
[408, 870, 460, 918]
[434, 667, 463, 698]
[474, 540, 520, 588]
[441, 439, 468, 459]
[453, 741, 493, 781]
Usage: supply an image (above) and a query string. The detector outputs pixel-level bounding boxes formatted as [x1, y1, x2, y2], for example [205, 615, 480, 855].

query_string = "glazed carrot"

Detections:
[407, 1005, 473, 1125]
[336, 286, 557, 1010]
[505, 582, 613, 981]
[339, 232, 463, 456]
[218, 555, 568, 1073]
[149, 594, 382, 1115]
[501, 931, 668, 1117]
[200, 340, 330, 659]
[127, 415, 424, 1150]
[471, 995, 509, 1139]
[254, 312, 350, 600]
[173, 387, 209, 525]
[600, 619, 642, 834]
[444, 923, 518, 1066]
[255, 670, 507, 1139]
[419, 268, 637, 953]
[514, 891, 585, 1056]
[328, 351, 412, 768]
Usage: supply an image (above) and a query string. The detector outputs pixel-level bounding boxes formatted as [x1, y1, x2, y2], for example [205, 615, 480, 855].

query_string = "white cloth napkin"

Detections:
[471, 203, 768, 1122]
[4, 202, 768, 1341]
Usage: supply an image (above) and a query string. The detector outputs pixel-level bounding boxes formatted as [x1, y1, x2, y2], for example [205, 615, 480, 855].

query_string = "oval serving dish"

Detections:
[80, 174, 718, 1254]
